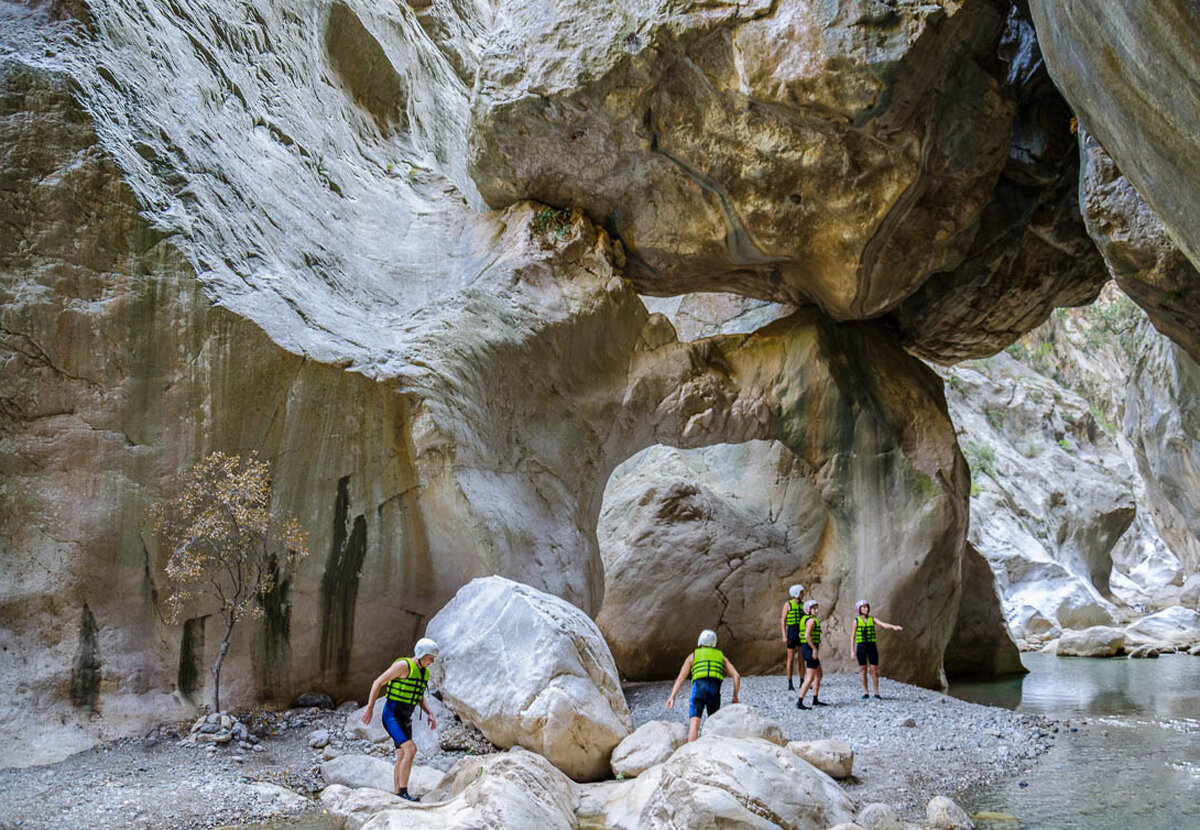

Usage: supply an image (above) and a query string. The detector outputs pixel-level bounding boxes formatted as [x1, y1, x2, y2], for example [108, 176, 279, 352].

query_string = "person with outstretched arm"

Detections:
[852, 599, 903, 700]
[362, 637, 440, 801]
[665, 628, 741, 742]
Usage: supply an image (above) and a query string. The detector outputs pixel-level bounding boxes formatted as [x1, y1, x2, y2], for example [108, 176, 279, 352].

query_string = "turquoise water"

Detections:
[950, 653, 1200, 830]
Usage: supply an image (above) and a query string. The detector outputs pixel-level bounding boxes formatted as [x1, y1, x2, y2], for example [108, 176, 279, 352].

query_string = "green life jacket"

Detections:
[785, 599, 802, 626]
[384, 657, 428, 705]
[691, 646, 725, 681]
[856, 615, 877, 644]
[801, 614, 821, 646]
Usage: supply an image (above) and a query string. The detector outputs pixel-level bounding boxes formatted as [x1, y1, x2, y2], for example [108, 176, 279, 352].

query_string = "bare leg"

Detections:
[813, 666, 823, 698]
[871, 665, 881, 696]
[786, 649, 797, 685]
[860, 664, 869, 695]
[797, 668, 814, 700]
[687, 716, 702, 742]
[396, 741, 417, 792]
[393, 746, 404, 794]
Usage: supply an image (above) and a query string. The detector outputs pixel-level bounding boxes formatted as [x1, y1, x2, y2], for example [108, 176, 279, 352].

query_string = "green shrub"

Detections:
[534, 205, 572, 239]
[985, 408, 1007, 430]
[963, 441, 997, 480]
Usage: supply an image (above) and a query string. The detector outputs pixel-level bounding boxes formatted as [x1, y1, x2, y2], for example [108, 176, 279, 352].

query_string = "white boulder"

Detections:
[1124, 606, 1200, 648]
[1057, 626, 1126, 657]
[1180, 574, 1200, 610]
[426, 577, 634, 781]
[636, 735, 856, 829]
[857, 802, 905, 829]
[610, 721, 687, 778]
[345, 705, 390, 744]
[787, 740, 854, 779]
[320, 785, 404, 830]
[925, 795, 975, 829]
[320, 754, 441, 798]
[700, 704, 787, 745]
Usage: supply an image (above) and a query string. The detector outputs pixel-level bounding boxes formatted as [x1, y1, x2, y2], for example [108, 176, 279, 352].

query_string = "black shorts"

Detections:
[786, 624, 801, 649]
[801, 644, 821, 669]
[856, 642, 880, 666]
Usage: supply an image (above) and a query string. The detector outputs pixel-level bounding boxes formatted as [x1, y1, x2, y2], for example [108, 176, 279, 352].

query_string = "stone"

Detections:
[1189, 644, 1200, 657]
[827, 825, 867, 830]
[857, 802, 905, 830]
[700, 704, 786, 746]
[1181, 575, 1200, 611]
[1057, 627, 1126, 658]
[293, 691, 336, 710]
[610, 721, 687, 779]
[925, 795, 975, 830]
[319, 785, 404, 830]
[944, 544, 1025, 681]
[320, 754, 442, 799]
[892, 717, 917, 729]
[1127, 645, 1161, 659]
[323, 745, 345, 761]
[1124, 607, 1200, 649]
[635, 736, 856, 829]
[308, 729, 331, 749]
[246, 782, 309, 810]
[426, 577, 633, 781]
[346, 706, 391, 745]
[786, 740, 854, 780]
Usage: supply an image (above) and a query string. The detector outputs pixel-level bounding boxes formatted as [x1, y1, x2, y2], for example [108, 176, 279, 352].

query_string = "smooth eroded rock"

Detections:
[786, 740, 854, 779]
[925, 795, 975, 829]
[700, 704, 786, 746]
[610, 721, 687, 779]
[426, 577, 633, 781]
[1057, 626, 1125, 657]
[1124, 607, 1200, 649]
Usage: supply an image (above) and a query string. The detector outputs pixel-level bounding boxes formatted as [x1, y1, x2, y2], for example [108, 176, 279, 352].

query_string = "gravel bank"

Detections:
[626, 672, 1057, 819]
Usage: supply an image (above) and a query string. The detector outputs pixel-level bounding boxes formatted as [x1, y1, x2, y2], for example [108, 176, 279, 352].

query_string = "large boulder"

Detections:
[636, 736, 857, 829]
[1057, 626, 1126, 658]
[425, 577, 633, 781]
[786, 740, 854, 780]
[926, 795, 975, 830]
[610, 721, 687, 779]
[1124, 608, 1200, 650]
[701, 704, 787, 746]
[361, 748, 578, 830]
[320, 786, 404, 830]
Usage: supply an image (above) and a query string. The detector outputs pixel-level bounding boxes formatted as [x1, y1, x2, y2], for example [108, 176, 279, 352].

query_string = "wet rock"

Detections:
[925, 795, 975, 829]
[1127, 644, 1161, 659]
[293, 692, 336, 710]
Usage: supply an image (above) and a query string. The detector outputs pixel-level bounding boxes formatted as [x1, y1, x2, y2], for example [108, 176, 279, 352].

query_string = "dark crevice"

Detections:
[178, 615, 207, 701]
[71, 603, 101, 712]
[319, 476, 369, 681]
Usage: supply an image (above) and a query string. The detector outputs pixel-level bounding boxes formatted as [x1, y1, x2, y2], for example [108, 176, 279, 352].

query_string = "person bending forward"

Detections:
[666, 628, 741, 742]
[362, 637, 440, 801]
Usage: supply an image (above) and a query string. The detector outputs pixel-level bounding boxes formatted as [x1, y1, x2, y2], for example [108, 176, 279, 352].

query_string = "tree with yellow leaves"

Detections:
[153, 452, 309, 713]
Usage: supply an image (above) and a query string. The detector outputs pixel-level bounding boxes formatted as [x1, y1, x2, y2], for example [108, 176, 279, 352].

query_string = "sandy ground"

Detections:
[0, 674, 1055, 829]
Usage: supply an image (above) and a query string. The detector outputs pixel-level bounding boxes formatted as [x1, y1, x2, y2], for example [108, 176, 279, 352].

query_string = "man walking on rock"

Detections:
[362, 637, 440, 801]
[780, 584, 805, 691]
[665, 629, 741, 742]
[795, 600, 827, 709]
[852, 599, 903, 699]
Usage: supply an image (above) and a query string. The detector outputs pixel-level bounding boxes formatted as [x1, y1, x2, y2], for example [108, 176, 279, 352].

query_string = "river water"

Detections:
[950, 652, 1200, 829]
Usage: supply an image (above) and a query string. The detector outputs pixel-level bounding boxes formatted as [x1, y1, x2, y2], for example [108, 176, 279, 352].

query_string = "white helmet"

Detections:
[803, 600, 819, 613]
[856, 599, 870, 612]
[697, 629, 718, 648]
[414, 637, 440, 659]
[789, 584, 804, 598]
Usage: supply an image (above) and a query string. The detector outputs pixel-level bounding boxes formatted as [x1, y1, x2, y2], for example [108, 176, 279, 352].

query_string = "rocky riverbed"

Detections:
[0, 674, 1055, 829]
[626, 674, 1056, 819]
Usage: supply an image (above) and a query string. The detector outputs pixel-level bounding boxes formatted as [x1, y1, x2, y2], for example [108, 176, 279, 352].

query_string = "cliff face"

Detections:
[2, 0, 1199, 765]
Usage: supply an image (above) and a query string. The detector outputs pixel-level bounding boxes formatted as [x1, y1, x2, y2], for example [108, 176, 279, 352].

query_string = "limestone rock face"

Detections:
[424, 577, 634, 781]
[1124, 608, 1200, 651]
[610, 721, 686, 779]
[636, 736, 857, 829]
[1077, 131, 1200, 362]
[1056, 626, 1125, 658]
[470, 0, 1020, 320]
[787, 740, 854, 780]
[700, 704, 787, 746]
[1027, 2, 1200, 287]
[943, 545, 1024, 681]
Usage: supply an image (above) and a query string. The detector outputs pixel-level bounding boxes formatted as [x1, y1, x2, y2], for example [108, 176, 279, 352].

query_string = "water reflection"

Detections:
[951, 653, 1200, 830]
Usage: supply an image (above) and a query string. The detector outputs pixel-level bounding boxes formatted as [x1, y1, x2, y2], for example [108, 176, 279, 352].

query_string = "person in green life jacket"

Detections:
[795, 600, 828, 709]
[362, 637, 440, 801]
[853, 599, 903, 700]
[780, 584, 805, 691]
[665, 629, 742, 742]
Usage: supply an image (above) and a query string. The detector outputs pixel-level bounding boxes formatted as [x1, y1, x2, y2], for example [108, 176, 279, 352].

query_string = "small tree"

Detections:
[152, 451, 309, 713]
